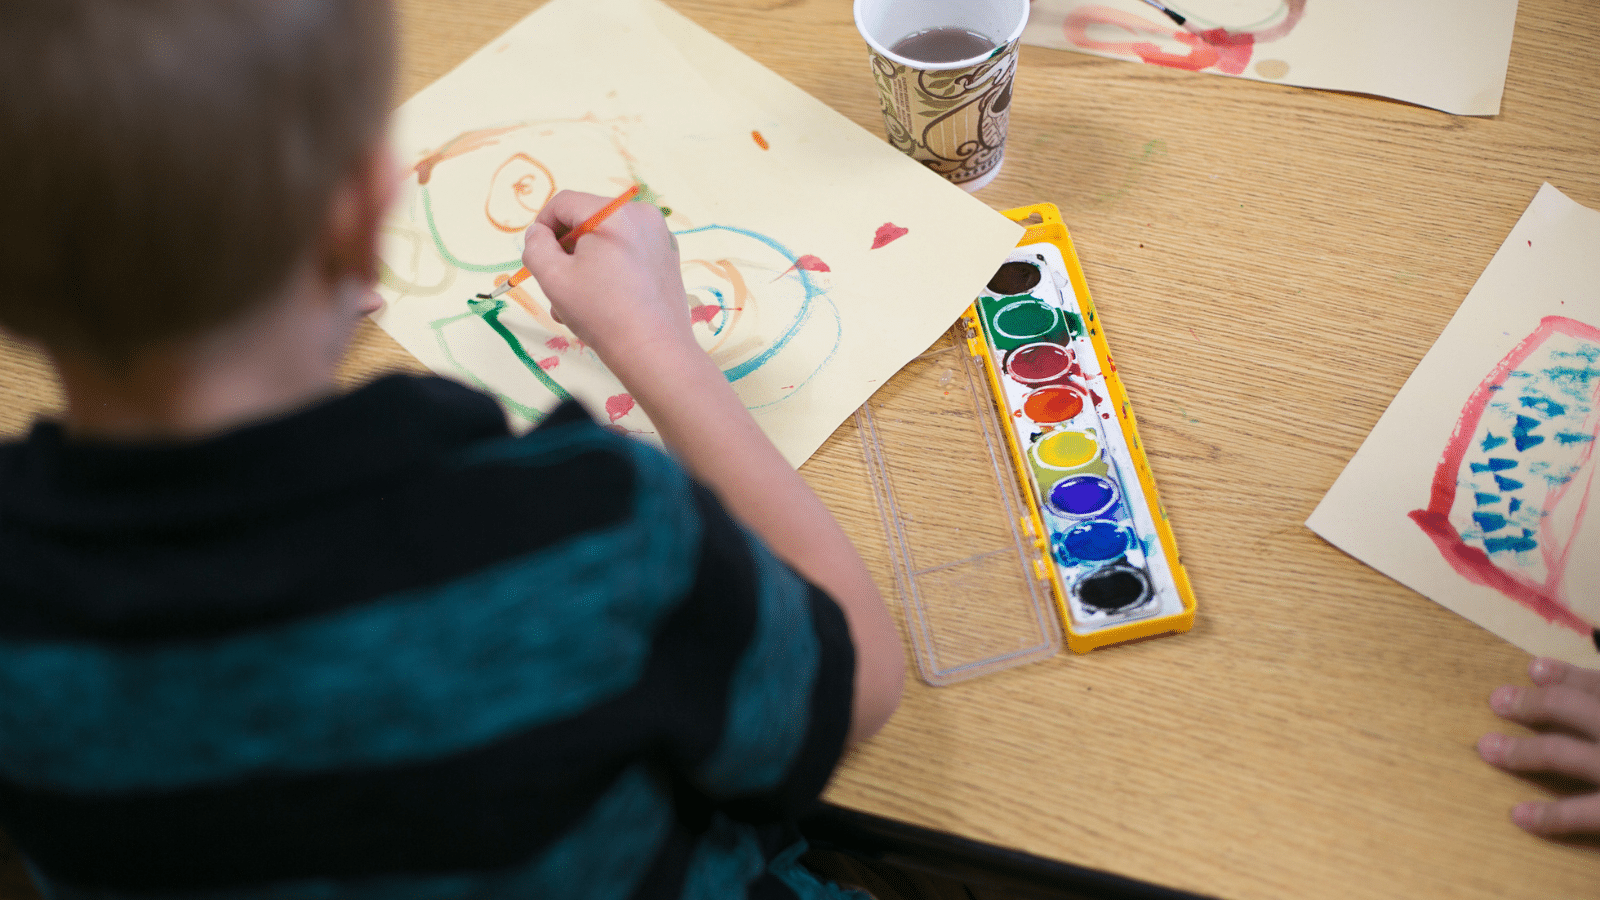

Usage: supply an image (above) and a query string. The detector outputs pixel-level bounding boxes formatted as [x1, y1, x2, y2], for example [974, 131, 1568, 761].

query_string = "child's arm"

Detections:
[1478, 657, 1600, 836]
[520, 190, 904, 748]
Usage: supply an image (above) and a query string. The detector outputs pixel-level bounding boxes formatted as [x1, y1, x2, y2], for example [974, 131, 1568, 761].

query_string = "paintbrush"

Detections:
[1138, 0, 1209, 34]
[477, 183, 642, 300]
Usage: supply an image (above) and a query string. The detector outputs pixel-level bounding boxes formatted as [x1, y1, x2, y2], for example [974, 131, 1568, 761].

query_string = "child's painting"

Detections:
[375, 0, 1024, 466]
[1409, 317, 1599, 636]
[1309, 184, 1600, 664]
[1022, 0, 1518, 116]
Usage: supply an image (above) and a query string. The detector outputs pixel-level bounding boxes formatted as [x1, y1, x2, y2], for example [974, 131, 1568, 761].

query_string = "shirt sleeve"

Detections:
[641, 480, 857, 822]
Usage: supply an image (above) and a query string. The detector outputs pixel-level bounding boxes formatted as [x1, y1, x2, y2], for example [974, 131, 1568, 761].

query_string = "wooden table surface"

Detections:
[2, 2, 1597, 899]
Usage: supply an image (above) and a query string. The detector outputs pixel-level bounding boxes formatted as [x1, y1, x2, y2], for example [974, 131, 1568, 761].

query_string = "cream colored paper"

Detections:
[1022, 0, 1518, 116]
[374, 0, 1024, 467]
[1308, 184, 1600, 664]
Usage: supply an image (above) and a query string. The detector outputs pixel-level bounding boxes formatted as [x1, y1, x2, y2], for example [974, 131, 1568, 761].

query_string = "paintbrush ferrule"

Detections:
[480, 270, 527, 300]
[1139, 0, 1211, 34]
[1140, 0, 1185, 25]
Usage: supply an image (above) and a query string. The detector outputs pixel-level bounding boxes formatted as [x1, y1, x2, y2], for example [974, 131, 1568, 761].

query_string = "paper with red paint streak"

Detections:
[605, 394, 637, 423]
[372, 0, 1023, 467]
[1023, 0, 1517, 116]
[872, 223, 909, 249]
[1308, 184, 1600, 664]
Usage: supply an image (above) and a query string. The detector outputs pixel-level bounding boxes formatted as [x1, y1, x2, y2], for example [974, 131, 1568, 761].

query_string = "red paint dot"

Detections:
[796, 254, 830, 273]
[606, 393, 636, 423]
[752, 130, 769, 150]
[538, 356, 559, 370]
[1007, 344, 1073, 384]
[546, 337, 570, 352]
[690, 304, 723, 325]
[872, 223, 909, 250]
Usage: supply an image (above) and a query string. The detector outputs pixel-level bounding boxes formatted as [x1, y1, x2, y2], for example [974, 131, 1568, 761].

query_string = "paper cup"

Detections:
[854, 0, 1028, 191]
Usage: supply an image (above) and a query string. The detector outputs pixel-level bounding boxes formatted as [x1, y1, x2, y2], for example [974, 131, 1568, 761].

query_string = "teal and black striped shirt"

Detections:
[0, 375, 859, 900]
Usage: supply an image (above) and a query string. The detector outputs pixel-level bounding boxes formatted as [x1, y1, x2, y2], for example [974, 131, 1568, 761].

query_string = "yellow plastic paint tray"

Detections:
[857, 203, 1194, 684]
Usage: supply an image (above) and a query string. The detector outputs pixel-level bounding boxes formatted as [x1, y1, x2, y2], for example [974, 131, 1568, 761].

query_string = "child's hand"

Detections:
[519, 190, 693, 360]
[1478, 657, 1600, 836]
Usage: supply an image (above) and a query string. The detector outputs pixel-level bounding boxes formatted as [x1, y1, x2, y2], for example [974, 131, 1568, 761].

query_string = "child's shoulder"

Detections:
[426, 378, 697, 526]
[0, 374, 703, 639]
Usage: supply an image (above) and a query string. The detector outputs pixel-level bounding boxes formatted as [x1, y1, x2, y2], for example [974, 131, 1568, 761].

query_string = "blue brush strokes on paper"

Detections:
[1522, 396, 1567, 418]
[1452, 337, 1600, 565]
[1484, 532, 1539, 555]
[1546, 365, 1600, 385]
[1471, 458, 1518, 474]
[673, 225, 835, 387]
[1512, 415, 1545, 451]
[1474, 512, 1509, 532]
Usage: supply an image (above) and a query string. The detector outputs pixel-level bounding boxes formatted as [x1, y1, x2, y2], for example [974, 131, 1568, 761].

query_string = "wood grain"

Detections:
[2, 1, 1595, 898]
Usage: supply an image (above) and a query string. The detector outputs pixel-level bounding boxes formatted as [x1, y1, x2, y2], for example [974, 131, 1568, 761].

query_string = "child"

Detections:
[1480, 657, 1600, 837]
[0, 1, 904, 898]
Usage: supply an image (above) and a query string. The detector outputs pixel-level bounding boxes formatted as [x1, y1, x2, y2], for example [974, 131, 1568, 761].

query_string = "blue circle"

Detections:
[1047, 475, 1119, 519]
[1053, 520, 1132, 564]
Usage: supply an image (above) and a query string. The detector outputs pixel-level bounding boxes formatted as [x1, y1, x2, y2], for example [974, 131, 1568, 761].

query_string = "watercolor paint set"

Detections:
[970, 204, 1196, 652]
[858, 204, 1194, 684]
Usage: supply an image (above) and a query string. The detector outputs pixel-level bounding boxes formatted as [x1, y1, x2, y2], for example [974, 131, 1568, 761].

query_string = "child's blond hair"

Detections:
[0, 0, 395, 366]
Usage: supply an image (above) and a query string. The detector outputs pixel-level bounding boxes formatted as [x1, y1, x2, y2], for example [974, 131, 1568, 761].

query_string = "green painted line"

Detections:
[471, 298, 573, 403]
[428, 302, 560, 422]
[421, 186, 522, 274]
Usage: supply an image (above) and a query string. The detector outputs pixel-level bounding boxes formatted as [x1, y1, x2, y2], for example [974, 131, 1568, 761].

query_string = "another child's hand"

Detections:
[520, 190, 692, 359]
[1478, 657, 1600, 836]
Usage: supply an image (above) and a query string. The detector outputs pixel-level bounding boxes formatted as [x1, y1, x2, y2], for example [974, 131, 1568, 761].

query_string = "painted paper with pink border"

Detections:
[1308, 184, 1600, 663]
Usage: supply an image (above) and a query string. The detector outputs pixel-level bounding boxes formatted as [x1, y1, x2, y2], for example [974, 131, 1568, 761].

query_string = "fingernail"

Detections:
[1479, 734, 1507, 758]
[1512, 802, 1541, 829]
[1490, 686, 1519, 713]
[1530, 657, 1559, 681]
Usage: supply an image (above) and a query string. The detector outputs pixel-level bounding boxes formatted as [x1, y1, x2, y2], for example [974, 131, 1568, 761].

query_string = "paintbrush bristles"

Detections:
[1139, 0, 1209, 33]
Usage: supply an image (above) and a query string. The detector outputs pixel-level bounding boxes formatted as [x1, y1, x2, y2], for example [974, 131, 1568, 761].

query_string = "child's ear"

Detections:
[320, 141, 400, 287]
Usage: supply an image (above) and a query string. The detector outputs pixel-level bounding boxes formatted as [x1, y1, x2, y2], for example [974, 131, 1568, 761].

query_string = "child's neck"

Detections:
[51, 268, 372, 442]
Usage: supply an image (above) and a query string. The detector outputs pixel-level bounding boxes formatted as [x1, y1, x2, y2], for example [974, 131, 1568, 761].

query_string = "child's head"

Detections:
[0, 0, 395, 368]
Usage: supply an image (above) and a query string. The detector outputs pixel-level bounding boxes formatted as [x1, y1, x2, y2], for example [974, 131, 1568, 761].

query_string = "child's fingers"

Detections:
[1530, 657, 1600, 698]
[1509, 794, 1600, 837]
[532, 190, 610, 235]
[1478, 732, 1600, 784]
[519, 221, 568, 275]
[1490, 683, 1600, 742]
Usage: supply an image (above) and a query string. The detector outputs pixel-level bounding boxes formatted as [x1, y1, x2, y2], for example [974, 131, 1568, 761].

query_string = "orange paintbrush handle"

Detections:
[478, 184, 643, 300]
[559, 183, 642, 251]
